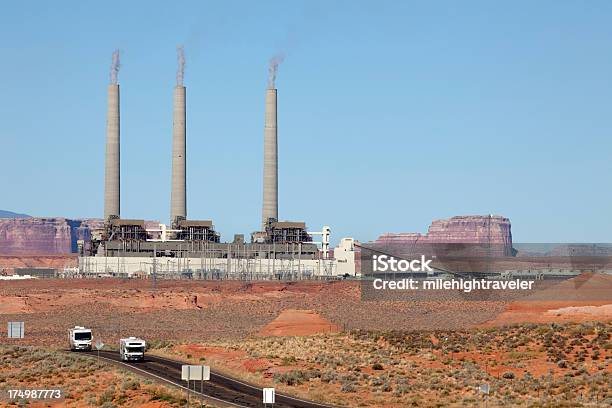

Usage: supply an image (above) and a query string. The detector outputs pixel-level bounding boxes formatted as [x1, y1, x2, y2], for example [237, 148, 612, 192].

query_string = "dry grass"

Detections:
[153, 322, 612, 408]
[0, 345, 207, 407]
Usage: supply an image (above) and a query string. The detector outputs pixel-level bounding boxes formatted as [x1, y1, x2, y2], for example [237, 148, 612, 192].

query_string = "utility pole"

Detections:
[152, 242, 157, 289]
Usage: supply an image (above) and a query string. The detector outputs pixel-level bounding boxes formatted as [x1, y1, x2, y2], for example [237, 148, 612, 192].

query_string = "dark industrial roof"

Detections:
[271, 221, 306, 229]
[110, 219, 146, 227]
[178, 220, 213, 227]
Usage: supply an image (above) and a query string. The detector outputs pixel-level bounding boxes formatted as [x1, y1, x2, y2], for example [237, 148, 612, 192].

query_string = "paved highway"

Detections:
[84, 350, 336, 408]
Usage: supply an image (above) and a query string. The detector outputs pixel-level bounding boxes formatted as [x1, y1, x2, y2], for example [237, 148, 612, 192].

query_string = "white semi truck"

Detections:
[69, 326, 92, 351]
[120, 337, 146, 362]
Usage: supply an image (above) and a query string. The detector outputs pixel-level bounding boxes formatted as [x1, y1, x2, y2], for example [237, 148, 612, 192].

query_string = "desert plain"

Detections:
[0, 273, 611, 407]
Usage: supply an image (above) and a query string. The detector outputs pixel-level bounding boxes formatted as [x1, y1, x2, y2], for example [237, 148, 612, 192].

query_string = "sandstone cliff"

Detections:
[372, 215, 513, 256]
[0, 218, 104, 255]
[376, 215, 512, 245]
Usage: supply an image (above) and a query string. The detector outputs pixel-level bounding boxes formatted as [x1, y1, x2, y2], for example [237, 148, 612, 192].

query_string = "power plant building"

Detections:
[80, 51, 354, 279]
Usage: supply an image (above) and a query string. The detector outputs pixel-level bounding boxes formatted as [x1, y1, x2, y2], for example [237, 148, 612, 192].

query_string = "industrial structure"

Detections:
[81, 51, 356, 279]
[104, 75, 120, 220]
[170, 84, 187, 226]
[262, 87, 278, 229]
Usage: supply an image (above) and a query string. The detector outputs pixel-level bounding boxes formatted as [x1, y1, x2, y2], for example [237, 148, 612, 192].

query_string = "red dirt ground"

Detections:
[258, 309, 341, 336]
[0, 273, 610, 348]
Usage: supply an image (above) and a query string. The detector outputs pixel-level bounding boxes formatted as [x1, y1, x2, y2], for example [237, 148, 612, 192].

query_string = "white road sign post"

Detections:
[263, 388, 275, 407]
[181, 365, 210, 407]
[7, 322, 24, 339]
[480, 383, 490, 408]
[95, 340, 104, 364]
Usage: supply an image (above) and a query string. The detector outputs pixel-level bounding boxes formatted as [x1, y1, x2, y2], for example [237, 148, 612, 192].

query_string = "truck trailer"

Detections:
[69, 326, 92, 351]
[120, 337, 146, 361]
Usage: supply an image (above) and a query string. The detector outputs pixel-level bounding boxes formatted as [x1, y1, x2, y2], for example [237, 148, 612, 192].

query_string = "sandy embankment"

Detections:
[481, 273, 612, 326]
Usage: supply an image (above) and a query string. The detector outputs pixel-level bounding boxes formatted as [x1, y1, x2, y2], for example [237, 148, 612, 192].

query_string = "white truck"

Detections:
[120, 337, 146, 362]
[69, 326, 92, 351]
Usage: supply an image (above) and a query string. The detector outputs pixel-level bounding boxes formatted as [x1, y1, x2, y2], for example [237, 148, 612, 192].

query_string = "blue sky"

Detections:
[1, 1, 611, 243]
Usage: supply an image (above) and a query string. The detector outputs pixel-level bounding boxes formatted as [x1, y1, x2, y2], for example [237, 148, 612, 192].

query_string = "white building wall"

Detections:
[79, 256, 339, 279]
[334, 238, 357, 276]
[80, 237, 358, 279]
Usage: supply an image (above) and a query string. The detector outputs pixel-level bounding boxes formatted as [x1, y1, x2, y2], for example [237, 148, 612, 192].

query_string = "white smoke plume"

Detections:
[110, 49, 120, 85]
[176, 45, 185, 86]
[267, 53, 285, 89]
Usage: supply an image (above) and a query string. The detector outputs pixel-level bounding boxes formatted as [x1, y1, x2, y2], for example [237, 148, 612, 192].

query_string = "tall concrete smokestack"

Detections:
[104, 50, 121, 220]
[170, 86, 186, 224]
[170, 47, 187, 225]
[262, 55, 284, 228]
[262, 88, 278, 228]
